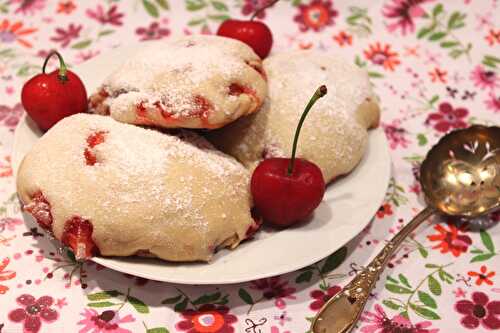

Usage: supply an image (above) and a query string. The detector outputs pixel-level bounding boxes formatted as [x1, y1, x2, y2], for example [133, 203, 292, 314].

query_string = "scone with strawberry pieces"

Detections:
[207, 50, 380, 183]
[17, 114, 259, 262]
[89, 35, 267, 129]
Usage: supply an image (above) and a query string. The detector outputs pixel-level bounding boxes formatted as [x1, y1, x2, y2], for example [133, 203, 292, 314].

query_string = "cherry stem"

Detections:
[251, 0, 280, 21]
[287, 85, 327, 176]
[42, 51, 68, 82]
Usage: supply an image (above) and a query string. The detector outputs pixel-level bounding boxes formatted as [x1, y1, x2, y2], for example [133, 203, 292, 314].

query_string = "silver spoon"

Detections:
[312, 125, 500, 333]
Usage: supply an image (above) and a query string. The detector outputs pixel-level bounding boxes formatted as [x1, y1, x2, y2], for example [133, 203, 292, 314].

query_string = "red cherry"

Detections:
[21, 51, 87, 131]
[217, 20, 273, 59]
[251, 85, 328, 227]
[216, 0, 278, 59]
[251, 158, 325, 226]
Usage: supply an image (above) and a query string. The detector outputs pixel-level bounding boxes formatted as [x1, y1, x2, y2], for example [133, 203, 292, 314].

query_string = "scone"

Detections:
[206, 50, 380, 183]
[17, 114, 259, 262]
[89, 35, 267, 129]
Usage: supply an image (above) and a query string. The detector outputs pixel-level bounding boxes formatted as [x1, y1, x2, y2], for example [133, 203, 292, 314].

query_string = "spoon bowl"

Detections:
[421, 125, 500, 217]
[312, 125, 500, 333]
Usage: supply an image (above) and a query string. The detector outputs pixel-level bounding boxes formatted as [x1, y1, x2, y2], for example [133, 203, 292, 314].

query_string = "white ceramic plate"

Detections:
[13, 43, 391, 284]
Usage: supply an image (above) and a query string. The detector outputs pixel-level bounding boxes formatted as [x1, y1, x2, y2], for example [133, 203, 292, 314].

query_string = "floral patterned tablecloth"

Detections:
[1, 0, 499, 332]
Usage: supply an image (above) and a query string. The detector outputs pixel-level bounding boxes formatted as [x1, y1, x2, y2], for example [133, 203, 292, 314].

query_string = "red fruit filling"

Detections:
[89, 89, 110, 115]
[228, 83, 245, 96]
[61, 216, 97, 260]
[229, 82, 258, 98]
[228, 83, 260, 111]
[84, 131, 107, 166]
[24, 192, 53, 231]
[87, 131, 106, 148]
[154, 101, 175, 122]
[84, 148, 97, 166]
[137, 96, 214, 127]
[192, 95, 211, 116]
[135, 102, 165, 125]
[136, 102, 148, 119]
[191, 95, 214, 127]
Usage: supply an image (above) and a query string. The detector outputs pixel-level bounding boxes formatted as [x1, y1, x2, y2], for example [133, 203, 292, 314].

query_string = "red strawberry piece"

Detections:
[84, 131, 107, 165]
[191, 95, 214, 127]
[136, 102, 148, 118]
[193, 95, 212, 116]
[228, 83, 259, 105]
[84, 149, 97, 166]
[229, 83, 246, 96]
[86, 131, 106, 148]
[24, 192, 53, 231]
[61, 216, 97, 260]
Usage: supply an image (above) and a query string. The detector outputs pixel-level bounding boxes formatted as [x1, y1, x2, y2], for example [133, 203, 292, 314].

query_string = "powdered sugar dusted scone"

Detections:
[89, 35, 267, 129]
[207, 50, 380, 183]
[17, 114, 258, 262]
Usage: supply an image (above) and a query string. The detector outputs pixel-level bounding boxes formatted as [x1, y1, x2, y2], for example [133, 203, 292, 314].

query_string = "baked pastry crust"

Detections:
[207, 50, 381, 183]
[17, 114, 257, 262]
[89, 35, 267, 129]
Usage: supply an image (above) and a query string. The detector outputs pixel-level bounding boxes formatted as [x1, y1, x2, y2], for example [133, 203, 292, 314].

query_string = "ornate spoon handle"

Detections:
[311, 206, 435, 333]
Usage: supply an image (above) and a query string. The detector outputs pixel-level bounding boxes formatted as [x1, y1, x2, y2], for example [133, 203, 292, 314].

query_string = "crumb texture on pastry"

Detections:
[207, 50, 381, 183]
[17, 114, 255, 262]
[89, 35, 267, 129]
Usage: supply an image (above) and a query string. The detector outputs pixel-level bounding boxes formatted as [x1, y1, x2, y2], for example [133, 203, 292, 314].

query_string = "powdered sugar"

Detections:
[266, 50, 371, 121]
[98, 35, 266, 127]
[17, 114, 254, 262]
[207, 50, 378, 183]
[262, 51, 375, 181]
